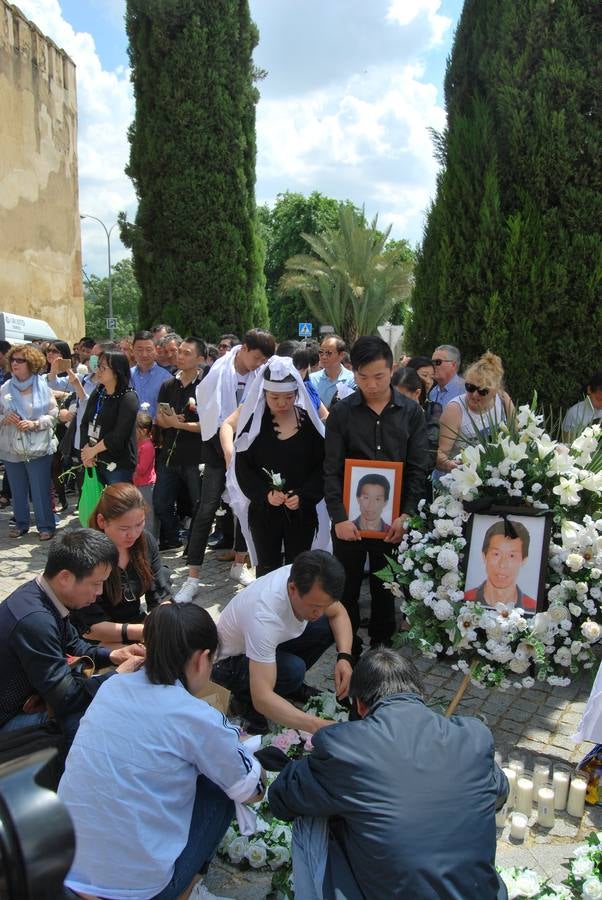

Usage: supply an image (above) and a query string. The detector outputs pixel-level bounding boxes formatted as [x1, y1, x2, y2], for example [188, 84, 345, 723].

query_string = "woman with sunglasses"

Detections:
[0, 343, 58, 539]
[69, 483, 171, 647]
[58, 602, 263, 900]
[80, 349, 139, 485]
[436, 351, 514, 475]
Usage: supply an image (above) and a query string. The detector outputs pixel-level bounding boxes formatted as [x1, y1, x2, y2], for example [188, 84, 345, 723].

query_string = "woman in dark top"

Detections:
[233, 361, 325, 576]
[80, 350, 139, 485]
[392, 367, 440, 472]
[70, 483, 172, 645]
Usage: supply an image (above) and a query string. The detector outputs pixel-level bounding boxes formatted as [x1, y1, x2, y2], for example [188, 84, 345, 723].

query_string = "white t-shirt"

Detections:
[58, 669, 259, 900]
[563, 399, 602, 433]
[217, 565, 307, 664]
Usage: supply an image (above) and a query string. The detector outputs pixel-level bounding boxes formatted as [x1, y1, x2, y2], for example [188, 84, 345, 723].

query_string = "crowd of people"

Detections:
[0, 325, 600, 899]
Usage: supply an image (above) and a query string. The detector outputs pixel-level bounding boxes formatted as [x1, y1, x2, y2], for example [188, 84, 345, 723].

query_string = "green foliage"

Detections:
[407, 0, 601, 407]
[260, 192, 342, 340]
[121, 0, 268, 340]
[83, 259, 140, 338]
[280, 206, 414, 346]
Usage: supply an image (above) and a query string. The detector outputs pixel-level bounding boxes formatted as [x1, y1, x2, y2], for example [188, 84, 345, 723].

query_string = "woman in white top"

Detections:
[58, 602, 263, 900]
[436, 351, 514, 475]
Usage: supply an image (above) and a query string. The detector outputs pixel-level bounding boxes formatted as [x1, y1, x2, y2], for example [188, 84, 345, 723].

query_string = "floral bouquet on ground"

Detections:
[378, 407, 602, 692]
[498, 867, 571, 899]
[566, 833, 602, 898]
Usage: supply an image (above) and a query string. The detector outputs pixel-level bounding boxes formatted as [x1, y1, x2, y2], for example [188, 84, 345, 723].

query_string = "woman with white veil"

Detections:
[223, 357, 326, 577]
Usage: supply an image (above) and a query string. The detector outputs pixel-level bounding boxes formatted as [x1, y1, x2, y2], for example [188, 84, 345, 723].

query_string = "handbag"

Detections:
[78, 467, 104, 526]
[0, 424, 57, 460]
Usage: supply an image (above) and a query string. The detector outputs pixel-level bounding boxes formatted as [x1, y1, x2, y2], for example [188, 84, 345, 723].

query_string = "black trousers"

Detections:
[248, 504, 317, 577]
[332, 533, 396, 643]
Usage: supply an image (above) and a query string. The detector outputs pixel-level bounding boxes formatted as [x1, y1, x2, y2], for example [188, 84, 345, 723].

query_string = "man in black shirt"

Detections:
[0, 530, 144, 743]
[324, 336, 430, 652]
[154, 337, 206, 549]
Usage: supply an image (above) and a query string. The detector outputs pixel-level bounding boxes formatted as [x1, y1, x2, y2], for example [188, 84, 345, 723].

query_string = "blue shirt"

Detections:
[428, 373, 465, 408]
[304, 378, 321, 411]
[310, 365, 355, 408]
[130, 363, 171, 418]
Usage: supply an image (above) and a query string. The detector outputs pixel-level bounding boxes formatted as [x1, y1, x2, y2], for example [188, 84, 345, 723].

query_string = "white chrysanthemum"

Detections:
[409, 579, 431, 601]
[437, 548, 459, 570]
[432, 599, 453, 621]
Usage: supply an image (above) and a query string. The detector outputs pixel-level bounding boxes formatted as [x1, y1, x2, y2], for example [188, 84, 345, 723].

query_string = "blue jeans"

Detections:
[152, 775, 234, 900]
[212, 615, 334, 705]
[98, 466, 134, 486]
[4, 454, 55, 532]
[0, 711, 49, 732]
[154, 462, 202, 545]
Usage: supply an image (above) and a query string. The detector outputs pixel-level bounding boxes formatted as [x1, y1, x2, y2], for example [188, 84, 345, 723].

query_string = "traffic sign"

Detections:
[106, 317, 117, 330]
[298, 322, 313, 337]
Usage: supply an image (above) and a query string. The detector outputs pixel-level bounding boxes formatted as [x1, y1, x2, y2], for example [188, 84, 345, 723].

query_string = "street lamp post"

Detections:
[80, 213, 119, 339]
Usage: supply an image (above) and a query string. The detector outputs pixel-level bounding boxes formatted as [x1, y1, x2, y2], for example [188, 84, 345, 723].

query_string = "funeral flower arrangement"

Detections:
[378, 408, 602, 690]
[498, 867, 571, 899]
[498, 833, 602, 898]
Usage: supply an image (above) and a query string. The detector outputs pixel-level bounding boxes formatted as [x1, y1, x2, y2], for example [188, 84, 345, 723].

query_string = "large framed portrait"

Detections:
[343, 459, 404, 539]
[463, 508, 552, 616]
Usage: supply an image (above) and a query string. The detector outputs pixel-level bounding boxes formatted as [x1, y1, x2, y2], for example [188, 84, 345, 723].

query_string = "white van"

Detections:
[0, 312, 58, 343]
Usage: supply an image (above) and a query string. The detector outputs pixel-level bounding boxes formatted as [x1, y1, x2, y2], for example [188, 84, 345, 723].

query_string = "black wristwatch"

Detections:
[336, 652, 354, 666]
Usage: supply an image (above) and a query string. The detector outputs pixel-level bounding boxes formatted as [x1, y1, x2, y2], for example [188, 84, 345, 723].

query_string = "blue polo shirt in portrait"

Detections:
[130, 363, 172, 418]
[310, 365, 356, 408]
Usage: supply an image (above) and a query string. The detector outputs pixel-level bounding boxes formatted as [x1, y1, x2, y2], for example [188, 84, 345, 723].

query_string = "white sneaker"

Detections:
[189, 879, 233, 900]
[229, 563, 255, 586]
[174, 577, 202, 603]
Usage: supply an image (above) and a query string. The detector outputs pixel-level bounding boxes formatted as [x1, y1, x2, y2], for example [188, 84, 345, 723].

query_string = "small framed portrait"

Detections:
[343, 459, 404, 539]
[463, 508, 553, 616]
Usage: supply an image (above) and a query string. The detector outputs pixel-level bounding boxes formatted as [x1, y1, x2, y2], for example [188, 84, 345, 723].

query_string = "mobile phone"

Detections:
[158, 402, 174, 415]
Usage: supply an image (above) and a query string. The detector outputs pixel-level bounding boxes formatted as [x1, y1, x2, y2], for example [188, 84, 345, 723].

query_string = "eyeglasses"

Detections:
[465, 382, 490, 396]
[97, 364, 110, 372]
[218, 343, 231, 350]
[11, 357, 27, 364]
[432, 359, 455, 366]
[318, 349, 336, 357]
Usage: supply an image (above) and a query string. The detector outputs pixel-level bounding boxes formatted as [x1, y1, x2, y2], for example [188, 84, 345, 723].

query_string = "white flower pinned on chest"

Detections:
[187, 397, 197, 411]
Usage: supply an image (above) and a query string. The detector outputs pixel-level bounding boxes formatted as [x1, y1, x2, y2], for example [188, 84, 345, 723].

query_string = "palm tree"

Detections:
[279, 206, 413, 346]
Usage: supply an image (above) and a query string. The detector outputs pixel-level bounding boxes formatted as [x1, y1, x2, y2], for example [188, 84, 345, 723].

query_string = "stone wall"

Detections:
[0, 1, 84, 346]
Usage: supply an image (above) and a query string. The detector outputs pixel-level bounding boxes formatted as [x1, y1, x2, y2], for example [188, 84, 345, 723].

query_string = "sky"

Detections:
[16, 0, 464, 277]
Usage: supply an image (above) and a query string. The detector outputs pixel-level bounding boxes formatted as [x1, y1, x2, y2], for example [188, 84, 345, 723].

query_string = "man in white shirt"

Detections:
[562, 372, 602, 440]
[310, 335, 356, 408]
[428, 344, 464, 407]
[212, 550, 354, 735]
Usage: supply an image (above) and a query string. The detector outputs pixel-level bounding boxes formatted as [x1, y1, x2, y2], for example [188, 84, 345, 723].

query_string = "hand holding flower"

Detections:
[268, 490, 287, 507]
[80, 444, 98, 467]
[16, 419, 37, 432]
[283, 493, 300, 510]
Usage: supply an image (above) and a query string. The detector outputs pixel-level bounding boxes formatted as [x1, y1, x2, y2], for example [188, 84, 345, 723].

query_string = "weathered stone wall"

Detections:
[0, 1, 84, 346]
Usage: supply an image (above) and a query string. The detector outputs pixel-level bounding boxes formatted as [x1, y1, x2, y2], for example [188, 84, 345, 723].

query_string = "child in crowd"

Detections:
[134, 412, 157, 536]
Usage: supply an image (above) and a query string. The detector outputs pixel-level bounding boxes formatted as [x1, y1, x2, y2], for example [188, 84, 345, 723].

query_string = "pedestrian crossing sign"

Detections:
[298, 322, 313, 337]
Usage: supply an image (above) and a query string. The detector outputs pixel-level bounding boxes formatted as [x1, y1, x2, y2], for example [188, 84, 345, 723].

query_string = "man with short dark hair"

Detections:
[429, 344, 464, 407]
[269, 648, 508, 900]
[130, 330, 172, 418]
[77, 337, 96, 365]
[153, 337, 206, 549]
[464, 520, 536, 612]
[0, 530, 144, 742]
[212, 550, 353, 735]
[310, 335, 355, 408]
[217, 333, 240, 356]
[151, 323, 173, 342]
[324, 336, 430, 651]
[352, 473, 390, 532]
[0, 339, 12, 383]
[156, 332, 182, 373]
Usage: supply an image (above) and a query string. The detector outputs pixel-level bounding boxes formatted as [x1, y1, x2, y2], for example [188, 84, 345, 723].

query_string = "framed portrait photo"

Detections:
[343, 459, 404, 539]
[463, 507, 552, 616]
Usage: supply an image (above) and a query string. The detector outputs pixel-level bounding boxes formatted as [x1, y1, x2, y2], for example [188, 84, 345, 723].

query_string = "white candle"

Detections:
[537, 787, 555, 828]
[503, 767, 517, 807]
[567, 776, 587, 818]
[495, 803, 508, 828]
[532, 761, 550, 794]
[510, 811, 528, 841]
[516, 776, 534, 816]
[509, 759, 525, 777]
[553, 768, 570, 810]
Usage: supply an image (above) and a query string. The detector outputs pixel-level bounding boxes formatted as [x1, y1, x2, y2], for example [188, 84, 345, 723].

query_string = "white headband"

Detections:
[263, 380, 298, 392]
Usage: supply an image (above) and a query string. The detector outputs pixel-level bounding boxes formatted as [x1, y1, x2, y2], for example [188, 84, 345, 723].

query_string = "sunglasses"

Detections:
[218, 342, 232, 350]
[11, 357, 28, 364]
[432, 358, 455, 366]
[465, 382, 490, 396]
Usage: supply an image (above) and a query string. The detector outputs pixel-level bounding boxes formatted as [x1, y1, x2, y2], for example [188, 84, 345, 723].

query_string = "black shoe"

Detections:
[286, 683, 322, 705]
[208, 536, 233, 550]
[207, 530, 224, 547]
[159, 539, 183, 551]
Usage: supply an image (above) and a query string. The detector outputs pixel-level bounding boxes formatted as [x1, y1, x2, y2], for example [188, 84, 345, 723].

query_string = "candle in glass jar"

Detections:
[537, 787, 555, 828]
[567, 776, 587, 818]
[516, 776, 534, 816]
[509, 812, 528, 841]
[532, 760, 550, 794]
[503, 767, 517, 807]
[509, 758, 525, 777]
[495, 803, 508, 828]
[553, 767, 570, 810]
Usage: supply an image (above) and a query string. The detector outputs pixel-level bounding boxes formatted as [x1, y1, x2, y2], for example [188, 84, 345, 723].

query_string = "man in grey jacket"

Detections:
[269, 649, 508, 900]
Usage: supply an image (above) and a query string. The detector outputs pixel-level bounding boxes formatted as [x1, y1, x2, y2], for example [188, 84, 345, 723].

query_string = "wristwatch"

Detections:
[336, 652, 354, 666]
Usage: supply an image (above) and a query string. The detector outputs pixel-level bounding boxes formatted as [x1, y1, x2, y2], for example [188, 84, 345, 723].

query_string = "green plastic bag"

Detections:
[78, 468, 104, 527]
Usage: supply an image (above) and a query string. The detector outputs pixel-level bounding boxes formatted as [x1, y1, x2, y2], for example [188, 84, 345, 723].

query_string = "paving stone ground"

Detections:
[0, 503, 599, 897]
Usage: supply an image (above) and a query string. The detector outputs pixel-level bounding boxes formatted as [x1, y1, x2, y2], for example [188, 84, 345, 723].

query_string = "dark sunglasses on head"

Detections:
[465, 382, 490, 396]
[432, 358, 455, 366]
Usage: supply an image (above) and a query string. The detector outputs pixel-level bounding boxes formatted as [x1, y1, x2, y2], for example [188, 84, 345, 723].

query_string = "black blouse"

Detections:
[70, 531, 172, 635]
[80, 386, 139, 470]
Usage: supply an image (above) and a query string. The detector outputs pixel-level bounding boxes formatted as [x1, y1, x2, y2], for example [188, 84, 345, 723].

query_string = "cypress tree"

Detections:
[120, 0, 268, 339]
[407, 0, 601, 407]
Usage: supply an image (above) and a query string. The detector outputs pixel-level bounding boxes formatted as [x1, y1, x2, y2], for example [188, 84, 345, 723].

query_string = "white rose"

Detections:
[554, 647, 572, 666]
[573, 856, 595, 878]
[532, 482, 542, 493]
[576, 582, 589, 596]
[569, 603, 582, 617]
[227, 835, 249, 864]
[514, 869, 542, 897]
[245, 839, 268, 868]
[268, 844, 291, 870]
[581, 620, 602, 643]
[582, 877, 602, 900]
[573, 844, 591, 857]
[105, 462, 117, 472]
[571, 641, 583, 655]
[522, 676, 535, 688]
[591, 568, 602, 580]
[508, 657, 530, 674]
[566, 553, 585, 572]
[549, 605, 570, 622]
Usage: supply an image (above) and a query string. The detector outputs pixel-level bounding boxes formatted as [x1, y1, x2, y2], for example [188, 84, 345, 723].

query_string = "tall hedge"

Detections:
[407, 0, 601, 407]
[121, 0, 268, 339]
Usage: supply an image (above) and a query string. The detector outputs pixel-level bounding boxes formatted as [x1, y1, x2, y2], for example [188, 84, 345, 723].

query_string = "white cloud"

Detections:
[16, 0, 135, 276]
[386, 0, 452, 45]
